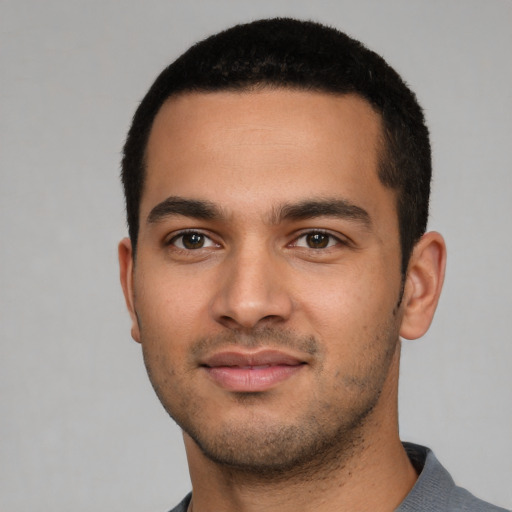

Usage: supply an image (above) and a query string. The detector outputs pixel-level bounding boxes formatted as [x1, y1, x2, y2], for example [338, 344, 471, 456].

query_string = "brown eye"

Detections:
[293, 231, 341, 250]
[305, 232, 330, 249]
[171, 232, 217, 250]
[181, 233, 205, 249]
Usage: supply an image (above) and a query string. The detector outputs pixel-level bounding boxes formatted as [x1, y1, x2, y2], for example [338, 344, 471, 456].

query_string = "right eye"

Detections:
[169, 231, 217, 250]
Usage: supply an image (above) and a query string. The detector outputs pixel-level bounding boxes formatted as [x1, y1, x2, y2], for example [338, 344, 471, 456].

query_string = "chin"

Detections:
[177, 401, 376, 479]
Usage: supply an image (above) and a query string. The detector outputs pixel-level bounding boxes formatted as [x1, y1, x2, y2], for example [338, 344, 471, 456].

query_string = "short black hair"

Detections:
[122, 18, 431, 273]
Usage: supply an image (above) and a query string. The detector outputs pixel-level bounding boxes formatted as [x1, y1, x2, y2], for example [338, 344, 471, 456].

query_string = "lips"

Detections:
[201, 350, 306, 392]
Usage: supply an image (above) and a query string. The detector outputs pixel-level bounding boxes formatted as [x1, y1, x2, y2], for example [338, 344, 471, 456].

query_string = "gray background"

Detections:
[1, 1, 511, 510]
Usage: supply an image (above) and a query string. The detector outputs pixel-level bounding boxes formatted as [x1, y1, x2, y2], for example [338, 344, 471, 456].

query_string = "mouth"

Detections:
[200, 350, 307, 392]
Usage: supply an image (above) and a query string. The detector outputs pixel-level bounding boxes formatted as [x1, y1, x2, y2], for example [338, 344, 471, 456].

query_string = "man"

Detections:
[118, 18, 507, 512]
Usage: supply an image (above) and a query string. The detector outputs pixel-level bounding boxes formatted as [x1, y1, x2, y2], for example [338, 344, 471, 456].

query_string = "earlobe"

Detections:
[118, 237, 141, 343]
[399, 231, 447, 340]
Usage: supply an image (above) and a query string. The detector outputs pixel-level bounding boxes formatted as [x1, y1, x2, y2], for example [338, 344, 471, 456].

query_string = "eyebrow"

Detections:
[147, 197, 223, 224]
[271, 198, 372, 228]
[147, 196, 371, 228]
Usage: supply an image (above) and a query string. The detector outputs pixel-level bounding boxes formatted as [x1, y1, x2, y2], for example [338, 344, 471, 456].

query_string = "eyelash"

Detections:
[167, 230, 219, 250]
[291, 230, 346, 250]
[166, 229, 346, 252]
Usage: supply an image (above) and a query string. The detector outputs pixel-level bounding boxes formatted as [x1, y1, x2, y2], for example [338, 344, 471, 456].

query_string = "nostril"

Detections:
[218, 315, 244, 330]
[260, 315, 285, 323]
[216, 313, 286, 331]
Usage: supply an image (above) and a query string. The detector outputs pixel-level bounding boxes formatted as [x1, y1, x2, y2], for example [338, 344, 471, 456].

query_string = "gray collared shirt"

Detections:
[398, 443, 509, 511]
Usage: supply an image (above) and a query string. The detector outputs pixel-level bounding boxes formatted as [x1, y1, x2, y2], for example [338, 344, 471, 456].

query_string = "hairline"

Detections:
[138, 84, 400, 232]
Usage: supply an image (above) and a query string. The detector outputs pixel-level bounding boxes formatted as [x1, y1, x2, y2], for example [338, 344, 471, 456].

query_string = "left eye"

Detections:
[294, 232, 340, 249]
[170, 232, 217, 250]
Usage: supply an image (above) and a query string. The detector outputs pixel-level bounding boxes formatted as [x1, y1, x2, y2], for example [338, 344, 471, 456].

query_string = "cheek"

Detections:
[294, 261, 399, 355]
[295, 264, 388, 325]
[134, 269, 213, 362]
[137, 262, 210, 318]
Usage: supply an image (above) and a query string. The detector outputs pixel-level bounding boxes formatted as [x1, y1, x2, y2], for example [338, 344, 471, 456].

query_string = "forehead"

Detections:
[142, 89, 390, 223]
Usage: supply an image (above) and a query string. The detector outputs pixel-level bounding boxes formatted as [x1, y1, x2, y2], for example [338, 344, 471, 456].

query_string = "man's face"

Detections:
[121, 90, 407, 473]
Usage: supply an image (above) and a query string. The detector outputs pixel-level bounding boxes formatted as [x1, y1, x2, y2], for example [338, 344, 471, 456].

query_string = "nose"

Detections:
[210, 244, 294, 330]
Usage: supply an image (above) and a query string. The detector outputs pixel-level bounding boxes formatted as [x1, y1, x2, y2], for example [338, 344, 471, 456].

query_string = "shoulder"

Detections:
[167, 493, 192, 512]
[449, 486, 510, 512]
[398, 443, 510, 512]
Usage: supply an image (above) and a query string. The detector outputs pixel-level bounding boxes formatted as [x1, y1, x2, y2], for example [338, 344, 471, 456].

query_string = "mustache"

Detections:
[190, 327, 320, 359]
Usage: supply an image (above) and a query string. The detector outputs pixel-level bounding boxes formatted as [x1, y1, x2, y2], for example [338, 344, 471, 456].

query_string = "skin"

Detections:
[119, 90, 446, 512]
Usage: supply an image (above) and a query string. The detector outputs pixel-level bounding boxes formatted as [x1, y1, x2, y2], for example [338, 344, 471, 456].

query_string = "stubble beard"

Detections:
[182, 389, 379, 482]
[143, 322, 401, 482]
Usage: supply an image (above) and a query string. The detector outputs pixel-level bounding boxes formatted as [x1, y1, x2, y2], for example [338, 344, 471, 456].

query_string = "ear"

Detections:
[118, 237, 141, 343]
[399, 231, 447, 340]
